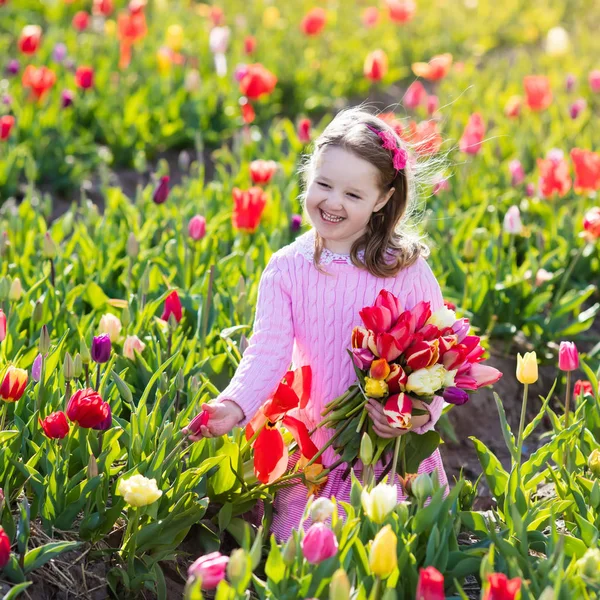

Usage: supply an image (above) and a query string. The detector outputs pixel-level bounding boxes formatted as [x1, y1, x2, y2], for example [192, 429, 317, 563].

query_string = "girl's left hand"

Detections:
[365, 398, 410, 439]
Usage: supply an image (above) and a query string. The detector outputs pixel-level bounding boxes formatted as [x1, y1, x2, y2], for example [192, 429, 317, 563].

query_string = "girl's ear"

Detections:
[374, 187, 395, 212]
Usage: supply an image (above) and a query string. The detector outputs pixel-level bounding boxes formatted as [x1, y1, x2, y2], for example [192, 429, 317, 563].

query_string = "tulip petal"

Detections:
[253, 427, 288, 484]
[282, 415, 319, 461]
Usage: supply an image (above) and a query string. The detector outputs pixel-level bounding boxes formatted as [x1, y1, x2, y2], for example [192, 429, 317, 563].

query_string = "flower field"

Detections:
[2, 0, 600, 599]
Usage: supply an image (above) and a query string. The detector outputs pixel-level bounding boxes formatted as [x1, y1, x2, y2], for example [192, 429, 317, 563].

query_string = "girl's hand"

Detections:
[185, 400, 245, 441]
[365, 398, 410, 439]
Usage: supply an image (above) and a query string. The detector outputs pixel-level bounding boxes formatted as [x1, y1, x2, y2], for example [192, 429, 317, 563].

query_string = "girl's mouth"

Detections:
[320, 209, 345, 224]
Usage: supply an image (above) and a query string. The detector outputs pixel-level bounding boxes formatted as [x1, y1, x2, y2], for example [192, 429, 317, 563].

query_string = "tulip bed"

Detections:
[2, 0, 600, 599]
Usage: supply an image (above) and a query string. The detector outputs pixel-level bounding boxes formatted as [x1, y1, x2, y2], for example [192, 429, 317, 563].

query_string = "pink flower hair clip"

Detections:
[366, 123, 408, 171]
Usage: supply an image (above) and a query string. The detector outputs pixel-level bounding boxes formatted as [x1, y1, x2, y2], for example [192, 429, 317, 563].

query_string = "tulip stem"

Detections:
[369, 576, 381, 600]
[199, 265, 215, 359]
[49, 258, 55, 288]
[95, 363, 101, 391]
[0, 402, 6, 431]
[126, 508, 139, 575]
[553, 243, 586, 308]
[563, 371, 572, 469]
[389, 435, 403, 484]
[516, 383, 529, 469]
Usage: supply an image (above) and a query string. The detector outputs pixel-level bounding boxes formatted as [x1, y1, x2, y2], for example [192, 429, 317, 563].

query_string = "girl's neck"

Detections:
[320, 228, 366, 256]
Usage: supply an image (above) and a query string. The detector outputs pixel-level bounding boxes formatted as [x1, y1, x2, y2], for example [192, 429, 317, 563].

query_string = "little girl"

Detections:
[191, 106, 448, 541]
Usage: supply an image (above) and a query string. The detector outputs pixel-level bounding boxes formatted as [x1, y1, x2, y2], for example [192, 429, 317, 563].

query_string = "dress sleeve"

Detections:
[215, 254, 295, 427]
[409, 257, 445, 435]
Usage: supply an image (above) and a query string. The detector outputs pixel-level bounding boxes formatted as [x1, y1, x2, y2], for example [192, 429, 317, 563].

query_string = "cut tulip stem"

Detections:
[516, 383, 529, 469]
[388, 435, 403, 484]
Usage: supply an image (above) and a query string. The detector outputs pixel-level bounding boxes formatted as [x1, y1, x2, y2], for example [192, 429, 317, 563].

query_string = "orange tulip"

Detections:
[0, 366, 28, 402]
[22, 65, 56, 101]
[117, 9, 147, 68]
[403, 120, 442, 156]
[18, 25, 42, 55]
[412, 53, 453, 81]
[385, 0, 416, 23]
[238, 63, 277, 99]
[524, 75, 552, 111]
[301, 7, 326, 36]
[570, 148, 600, 192]
[364, 49, 388, 82]
[232, 187, 267, 233]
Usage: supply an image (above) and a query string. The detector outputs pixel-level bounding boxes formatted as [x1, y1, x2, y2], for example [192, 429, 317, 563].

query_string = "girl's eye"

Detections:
[348, 193, 360, 199]
[317, 182, 330, 188]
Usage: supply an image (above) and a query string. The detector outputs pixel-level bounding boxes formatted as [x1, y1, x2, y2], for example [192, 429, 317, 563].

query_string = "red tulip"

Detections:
[22, 65, 56, 101]
[66, 388, 110, 428]
[250, 159, 277, 184]
[0, 527, 9, 569]
[209, 5, 224, 26]
[153, 175, 170, 204]
[404, 339, 439, 370]
[93, 0, 113, 16]
[483, 573, 521, 600]
[459, 113, 485, 155]
[0, 366, 28, 402]
[524, 75, 552, 111]
[40, 411, 70, 439]
[240, 97, 255, 124]
[582, 207, 600, 242]
[574, 380, 594, 398]
[374, 289, 403, 324]
[300, 7, 326, 36]
[238, 63, 277, 99]
[412, 53, 453, 81]
[570, 148, 600, 192]
[188, 215, 206, 241]
[362, 7, 380, 28]
[75, 66, 94, 89]
[384, 393, 412, 429]
[0, 309, 6, 342]
[360, 305, 393, 334]
[72, 11, 90, 31]
[404, 81, 427, 109]
[0, 115, 15, 141]
[385, 363, 407, 393]
[188, 408, 210, 436]
[18, 25, 42, 55]
[161, 290, 182, 323]
[537, 154, 571, 198]
[386, 0, 416, 23]
[297, 117, 311, 143]
[232, 187, 267, 233]
[244, 35, 256, 55]
[375, 333, 403, 362]
[364, 49, 388, 82]
[416, 566, 445, 600]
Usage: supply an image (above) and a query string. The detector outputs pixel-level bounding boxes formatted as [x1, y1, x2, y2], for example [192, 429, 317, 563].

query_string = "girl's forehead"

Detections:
[314, 146, 379, 186]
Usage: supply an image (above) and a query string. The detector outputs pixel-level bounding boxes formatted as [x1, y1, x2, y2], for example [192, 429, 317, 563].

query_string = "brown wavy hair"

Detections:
[299, 105, 442, 278]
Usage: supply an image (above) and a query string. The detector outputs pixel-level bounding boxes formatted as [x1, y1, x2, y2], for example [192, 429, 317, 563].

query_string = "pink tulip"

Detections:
[569, 98, 586, 119]
[404, 81, 427, 109]
[0, 309, 6, 342]
[374, 290, 403, 324]
[301, 523, 338, 564]
[188, 551, 229, 590]
[188, 215, 206, 241]
[458, 363, 502, 389]
[509, 159, 525, 186]
[459, 113, 485, 155]
[451, 318, 469, 342]
[503, 206, 523, 235]
[525, 182, 535, 197]
[351, 347, 375, 370]
[426, 94, 439, 116]
[558, 341, 578, 371]
[589, 70, 600, 94]
[360, 305, 394, 334]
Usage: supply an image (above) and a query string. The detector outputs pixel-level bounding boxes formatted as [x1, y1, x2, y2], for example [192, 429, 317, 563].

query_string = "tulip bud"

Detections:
[0, 309, 6, 343]
[310, 498, 334, 523]
[178, 150, 191, 172]
[360, 432, 374, 466]
[227, 548, 250, 590]
[87, 454, 99, 479]
[0, 489, 4, 513]
[188, 215, 207, 241]
[458, 479, 476, 510]
[39, 325, 50, 353]
[43, 232, 57, 259]
[329, 568, 351, 600]
[190, 375, 200, 396]
[588, 449, 600, 478]
[369, 525, 397, 578]
[80, 338, 91, 364]
[537, 587, 555, 600]
[301, 523, 338, 564]
[463, 238, 476, 262]
[91, 334, 111, 364]
[9, 277, 23, 301]
[395, 501, 409, 525]
[121, 304, 131, 328]
[31, 353, 43, 382]
[472, 227, 489, 241]
[412, 473, 434, 503]
[159, 372, 169, 394]
[558, 341, 579, 371]
[32, 300, 44, 323]
[290, 214, 303, 232]
[175, 368, 185, 391]
[63, 352, 75, 381]
[73, 353, 83, 378]
[577, 548, 600, 581]
[126, 233, 139, 259]
[140, 265, 150, 295]
[516, 351, 538, 384]
[282, 535, 297, 566]
[153, 175, 170, 204]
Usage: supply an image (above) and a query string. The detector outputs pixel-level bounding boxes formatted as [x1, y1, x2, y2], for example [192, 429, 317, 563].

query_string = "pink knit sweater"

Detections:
[216, 228, 447, 538]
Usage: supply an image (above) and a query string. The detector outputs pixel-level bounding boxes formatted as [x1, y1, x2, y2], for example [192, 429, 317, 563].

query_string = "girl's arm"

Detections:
[409, 257, 445, 435]
[215, 254, 295, 427]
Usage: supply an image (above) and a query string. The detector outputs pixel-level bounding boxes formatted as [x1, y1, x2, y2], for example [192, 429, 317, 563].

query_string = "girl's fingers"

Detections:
[199, 425, 212, 437]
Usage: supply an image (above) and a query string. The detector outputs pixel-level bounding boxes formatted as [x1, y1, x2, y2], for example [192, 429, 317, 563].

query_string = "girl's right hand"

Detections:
[185, 400, 245, 441]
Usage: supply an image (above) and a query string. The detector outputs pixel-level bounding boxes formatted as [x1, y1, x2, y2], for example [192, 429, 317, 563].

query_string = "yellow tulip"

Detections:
[104, 19, 116, 37]
[262, 6, 280, 28]
[166, 24, 184, 52]
[369, 525, 397, 578]
[364, 377, 388, 399]
[516, 351, 538, 384]
[117, 474, 163, 507]
[156, 47, 172, 75]
[589, 449, 600, 478]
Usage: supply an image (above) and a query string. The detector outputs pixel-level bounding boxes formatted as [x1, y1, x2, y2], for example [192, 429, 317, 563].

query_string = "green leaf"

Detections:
[24, 541, 81, 574]
[469, 437, 509, 502]
[264, 535, 285, 584]
[493, 392, 518, 462]
[1, 581, 32, 599]
[404, 431, 441, 474]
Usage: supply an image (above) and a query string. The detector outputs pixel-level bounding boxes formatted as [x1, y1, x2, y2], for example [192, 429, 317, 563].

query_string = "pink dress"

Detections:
[216, 229, 448, 541]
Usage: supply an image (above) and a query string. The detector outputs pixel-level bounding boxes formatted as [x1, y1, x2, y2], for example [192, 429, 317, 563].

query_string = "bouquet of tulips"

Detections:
[310, 290, 502, 481]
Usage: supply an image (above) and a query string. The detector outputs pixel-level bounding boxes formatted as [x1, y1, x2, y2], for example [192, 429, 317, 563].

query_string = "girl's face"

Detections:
[304, 146, 395, 254]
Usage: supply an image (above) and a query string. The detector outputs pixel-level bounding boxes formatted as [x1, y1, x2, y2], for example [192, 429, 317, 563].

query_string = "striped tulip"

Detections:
[385, 363, 407, 393]
[250, 159, 277, 184]
[0, 366, 28, 402]
[18, 25, 42, 55]
[384, 392, 412, 429]
[404, 339, 439, 371]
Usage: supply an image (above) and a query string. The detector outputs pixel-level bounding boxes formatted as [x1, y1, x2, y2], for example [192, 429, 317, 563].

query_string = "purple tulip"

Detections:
[32, 353, 43, 382]
[1, 94, 12, 107]
[52, 43, 68, 63]
[152, 176, 170, 204]
[92, 403, 112, 431]
[351, 347, 375, 370]
[443, 386, 469, 405]
[565, 73, 576, 92]
[569, 98, 586, 119]
[290, 214, 302, 232]
[301, 523, 338, 564]
[61, 90, 75, 109]
[525, 183, 535, 197]
[451, 318, 469, 343]
[5, 60, 20, 76]
[91, 334, 111, 364]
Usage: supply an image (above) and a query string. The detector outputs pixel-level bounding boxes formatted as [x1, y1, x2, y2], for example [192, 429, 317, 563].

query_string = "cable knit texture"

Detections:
[216, 228, 448, 541]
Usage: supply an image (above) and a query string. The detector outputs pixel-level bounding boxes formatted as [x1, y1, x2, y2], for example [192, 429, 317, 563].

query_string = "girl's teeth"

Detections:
[321, 210, 344, 222]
